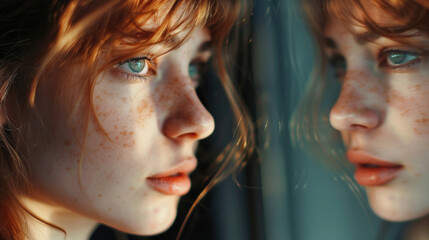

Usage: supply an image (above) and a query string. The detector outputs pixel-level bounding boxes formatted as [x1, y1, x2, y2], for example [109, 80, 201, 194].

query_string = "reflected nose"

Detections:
[329, 79, 382, 131]
[162, 87, 215, 141]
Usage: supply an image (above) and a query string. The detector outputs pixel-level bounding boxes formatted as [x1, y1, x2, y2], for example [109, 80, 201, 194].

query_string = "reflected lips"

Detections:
[346, 150, 403, 186]
[146, 158, 196, 195]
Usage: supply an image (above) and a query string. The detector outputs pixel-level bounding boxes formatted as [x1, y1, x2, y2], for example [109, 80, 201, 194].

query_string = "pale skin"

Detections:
[324, 7, 429, 239]
[18, 26, 214, 240]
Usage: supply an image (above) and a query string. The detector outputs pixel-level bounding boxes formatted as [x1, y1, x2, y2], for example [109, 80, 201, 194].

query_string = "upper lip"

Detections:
[346, 150, 403, 168]
[147, 157, 198, 178]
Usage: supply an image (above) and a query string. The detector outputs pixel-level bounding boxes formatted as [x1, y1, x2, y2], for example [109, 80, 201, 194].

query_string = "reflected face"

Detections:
[24, 27, 214, 235]
[325, 13, 429, 221]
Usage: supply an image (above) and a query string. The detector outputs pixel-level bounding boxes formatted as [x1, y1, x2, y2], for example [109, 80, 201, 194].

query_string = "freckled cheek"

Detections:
[93, 95, 155, 148]
[390, 87, 429, 135]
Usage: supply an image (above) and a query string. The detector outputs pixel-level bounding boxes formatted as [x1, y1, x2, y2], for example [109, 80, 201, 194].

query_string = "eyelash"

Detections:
[114, 56, 157, 83]
[378, 49, 423, 72]
[113, 56, 210, 85]
[328, 49, 425, 79]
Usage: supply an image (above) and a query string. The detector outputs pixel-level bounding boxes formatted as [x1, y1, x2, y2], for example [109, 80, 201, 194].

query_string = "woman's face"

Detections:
[24, 26, 214, 235]
[325, 10, 429, 221]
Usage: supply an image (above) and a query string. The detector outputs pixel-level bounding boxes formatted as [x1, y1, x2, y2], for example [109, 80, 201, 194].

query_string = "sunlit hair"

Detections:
[0, 0, 254, 239]
[290, 0, 429, 210]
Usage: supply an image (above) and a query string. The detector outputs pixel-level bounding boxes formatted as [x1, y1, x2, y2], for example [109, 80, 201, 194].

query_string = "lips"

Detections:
[146, 157, 197, 195]
[346, 150, 403, 186]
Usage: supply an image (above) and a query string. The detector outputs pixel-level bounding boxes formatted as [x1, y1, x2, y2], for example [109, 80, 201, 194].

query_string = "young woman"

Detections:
[291, 0, 429, 238]
[0, 0, 253, 239]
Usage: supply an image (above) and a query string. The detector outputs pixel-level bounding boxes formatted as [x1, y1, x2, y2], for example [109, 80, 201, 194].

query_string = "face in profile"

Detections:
[23, 26, 214, 235]
[324, 6, 429, 221]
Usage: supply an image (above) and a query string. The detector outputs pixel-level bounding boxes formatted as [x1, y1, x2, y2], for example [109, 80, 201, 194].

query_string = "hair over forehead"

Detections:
[27, 0, 239, 105]
[313, 0, 429, 36]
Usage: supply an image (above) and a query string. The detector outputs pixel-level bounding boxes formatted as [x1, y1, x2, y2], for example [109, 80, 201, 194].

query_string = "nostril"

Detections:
[179, 133, 198, 140]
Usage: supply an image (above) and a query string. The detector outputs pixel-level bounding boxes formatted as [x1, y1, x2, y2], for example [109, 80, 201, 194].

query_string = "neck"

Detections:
[403, 215, 429, 240]
[19, 196, 98, 240]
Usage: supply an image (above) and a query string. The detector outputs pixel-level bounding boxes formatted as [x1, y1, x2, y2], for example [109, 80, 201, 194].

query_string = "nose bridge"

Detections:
[330, 69, 383, 131]
[160, 72, 215, 141]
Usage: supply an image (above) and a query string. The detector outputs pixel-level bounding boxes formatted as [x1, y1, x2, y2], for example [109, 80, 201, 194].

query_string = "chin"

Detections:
[102, 201, 179, 236]
[367, 188, 429, 222]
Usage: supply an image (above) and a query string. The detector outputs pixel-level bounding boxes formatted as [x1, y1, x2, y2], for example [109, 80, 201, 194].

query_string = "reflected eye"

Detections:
[379, 50, 422, 71]
[385, 50, 419, 66]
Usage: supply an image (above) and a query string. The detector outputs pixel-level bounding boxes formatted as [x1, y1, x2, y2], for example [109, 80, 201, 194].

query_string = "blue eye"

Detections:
[385, 50, 419, 66]
[188, 64, 199, 79]
[128, 59, 146, 73]
[116, 57, 151, 77]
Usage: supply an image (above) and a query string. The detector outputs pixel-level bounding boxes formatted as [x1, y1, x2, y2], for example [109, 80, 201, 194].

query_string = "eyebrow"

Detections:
[198, 41, 212, 53]
[159, 35, 212, 53]
[355, 31, 380, 44]
[161, 35, 183, 48]
[324, 38, 337, 49]
[324, 31, 380, 50]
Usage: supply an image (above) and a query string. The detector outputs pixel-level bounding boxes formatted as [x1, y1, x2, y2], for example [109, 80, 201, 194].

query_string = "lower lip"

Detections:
[146, 173, 191, 195]
[354, 166, 402, 186]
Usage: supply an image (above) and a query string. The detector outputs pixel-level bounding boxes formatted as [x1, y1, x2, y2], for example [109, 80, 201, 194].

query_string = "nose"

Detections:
[329, 75, 382, 131]
[162, 86, 215, 141]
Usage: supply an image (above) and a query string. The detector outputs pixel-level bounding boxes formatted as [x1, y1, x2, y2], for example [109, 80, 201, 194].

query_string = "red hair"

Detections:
[0, 0, 254, 238]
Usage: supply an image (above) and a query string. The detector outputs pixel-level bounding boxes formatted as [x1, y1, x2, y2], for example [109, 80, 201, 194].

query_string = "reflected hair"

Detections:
[0, 0, 254, 239]
[290, 0, 429, 213]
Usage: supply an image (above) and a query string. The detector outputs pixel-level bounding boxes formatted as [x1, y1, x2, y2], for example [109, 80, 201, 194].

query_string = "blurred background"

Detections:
[91, 0, 385, 239]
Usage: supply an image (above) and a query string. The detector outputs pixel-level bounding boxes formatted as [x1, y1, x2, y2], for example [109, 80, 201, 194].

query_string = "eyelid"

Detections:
[114, 56, 158, 83]
[377, 48, 424, 72]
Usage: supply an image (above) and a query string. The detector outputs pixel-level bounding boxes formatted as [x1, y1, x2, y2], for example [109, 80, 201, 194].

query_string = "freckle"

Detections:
[401, 109, 411, 117]
[114, 125, 118, 129]
[137, 106, 144, 114]
[98, 194, 103, 198]
[108, 208, 112, 211]
[117, 195, 121, 199]
[65, 167, 71, 171]
[416, 173, 421, 177]
[401, 180, 408, 184]
[121, 97, 127, 103]
[120, 131, 127, 136]
[64, 140, 71, 146]
[129, 187, 135, 191]
[413, 128, 421, 134]
[415, 118, 429, 124]
[115, 136, 119, 140]
[129, 131, 134, 135]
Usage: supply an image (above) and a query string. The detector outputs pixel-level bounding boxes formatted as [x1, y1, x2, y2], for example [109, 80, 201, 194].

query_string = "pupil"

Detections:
[389, 53, 405, 65]
[129, 60, 145, 73]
